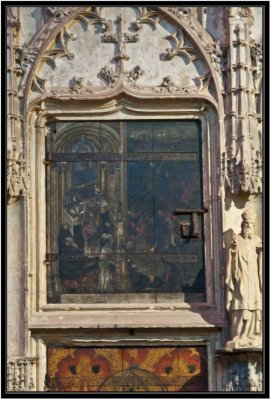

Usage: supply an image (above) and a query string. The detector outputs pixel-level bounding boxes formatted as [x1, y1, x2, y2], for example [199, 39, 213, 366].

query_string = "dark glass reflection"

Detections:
[127, 161, 155, 253]
[126, 121, 152, 152]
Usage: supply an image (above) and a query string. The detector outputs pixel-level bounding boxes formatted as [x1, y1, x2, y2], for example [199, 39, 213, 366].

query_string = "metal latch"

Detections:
[173, 208, 208, 239]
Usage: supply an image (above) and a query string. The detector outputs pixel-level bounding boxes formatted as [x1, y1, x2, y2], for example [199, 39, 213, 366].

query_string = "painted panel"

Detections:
[47, 346, 208, 392]
[46, 121, 205, 303]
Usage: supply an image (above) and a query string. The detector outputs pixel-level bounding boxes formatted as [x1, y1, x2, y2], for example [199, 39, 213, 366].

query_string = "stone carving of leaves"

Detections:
[42, 27, 76, 67]
[163, 30, 199, 63]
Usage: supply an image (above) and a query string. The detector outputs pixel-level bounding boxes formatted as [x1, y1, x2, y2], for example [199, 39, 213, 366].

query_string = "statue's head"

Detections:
[241, 208, 257, 238]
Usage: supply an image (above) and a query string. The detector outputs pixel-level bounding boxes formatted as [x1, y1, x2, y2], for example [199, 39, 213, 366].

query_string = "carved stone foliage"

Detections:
[21, 24, 76, 92]
[15, 7, 110, 94]
[223, 155, 262, 195]
[167, 7, 217, 49]
[15, 8, 78, 93]
[7, 142, 28, 203]
[7, 7, 21, 29]
[69, 77, 93, 94]
[126, 65, 144, 85]
[47, 7, 77, 23]
[204, 41, 222, 71]
[12, 5, 222, 104]
[163, 30, 199, 63]
[250, 39, 263, 90]
[167, 7, 193, 24]
[100, 65, 118, 85]
[30, 10, 141, 95]
[41, 27, 75, 67]
[74, 6, 112, 32]
[7, 358, 36, 392]
[45, 69, 213, 100]
[151, 76, 195, 94]
[166, 6, 224, 89]
[28, 6, 214, 103]
[132, 7, 165, 30]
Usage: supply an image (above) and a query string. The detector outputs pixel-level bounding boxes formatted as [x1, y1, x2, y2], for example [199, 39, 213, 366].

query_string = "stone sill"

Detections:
[40, 302, 215, 311]
[29, 310, 224, 330]
[216, 348, 263, 355]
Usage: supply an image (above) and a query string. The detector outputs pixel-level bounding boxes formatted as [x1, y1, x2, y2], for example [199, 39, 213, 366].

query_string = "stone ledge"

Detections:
[216, 347, 263, 355]
[28, 310, 224, 330]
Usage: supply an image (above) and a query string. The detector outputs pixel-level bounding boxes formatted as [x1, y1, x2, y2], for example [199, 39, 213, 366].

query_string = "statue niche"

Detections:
[225, 208, 262, 349]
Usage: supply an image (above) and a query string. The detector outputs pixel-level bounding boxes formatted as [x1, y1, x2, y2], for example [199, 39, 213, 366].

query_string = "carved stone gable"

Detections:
[22, 7, 214, 104]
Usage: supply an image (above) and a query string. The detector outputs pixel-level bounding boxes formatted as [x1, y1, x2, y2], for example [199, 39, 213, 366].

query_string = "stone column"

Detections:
[224, 7, 262, 195]
[7, 201, 26, 357]
[7, 6, 26, 359]
[6, 7, 38, 392]
[7, 357, 37, 392]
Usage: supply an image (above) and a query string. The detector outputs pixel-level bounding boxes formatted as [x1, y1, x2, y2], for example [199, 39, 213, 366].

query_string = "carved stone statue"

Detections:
[225, 209, 262, 348]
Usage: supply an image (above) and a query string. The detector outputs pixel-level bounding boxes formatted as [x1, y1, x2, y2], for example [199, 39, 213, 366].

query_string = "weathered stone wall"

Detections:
[6, 5, 263, 393]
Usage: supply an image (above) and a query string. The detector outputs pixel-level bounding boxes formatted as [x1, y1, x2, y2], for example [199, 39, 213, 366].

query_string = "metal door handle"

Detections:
[173, 208, 208, 239]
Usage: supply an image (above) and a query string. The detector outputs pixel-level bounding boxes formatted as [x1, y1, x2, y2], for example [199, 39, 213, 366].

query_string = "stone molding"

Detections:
[26, 100, 220, 323]
[7, 357, 37, 392]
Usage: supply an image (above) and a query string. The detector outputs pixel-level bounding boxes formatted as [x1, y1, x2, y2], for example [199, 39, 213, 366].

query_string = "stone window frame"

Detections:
[33, 328, 221, 391]
[26, 96, 224, 329]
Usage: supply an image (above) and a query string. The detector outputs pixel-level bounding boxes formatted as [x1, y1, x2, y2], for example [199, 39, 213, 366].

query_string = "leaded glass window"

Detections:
[46, 120, 206, 303]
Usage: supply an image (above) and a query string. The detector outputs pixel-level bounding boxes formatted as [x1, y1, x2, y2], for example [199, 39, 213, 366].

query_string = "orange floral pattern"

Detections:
[47, 346, 208, 392]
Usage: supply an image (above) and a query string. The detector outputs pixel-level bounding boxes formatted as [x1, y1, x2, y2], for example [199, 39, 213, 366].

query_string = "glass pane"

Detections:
[155, 253, 205, 298]
[63, 161, 101, 254]
[125, 121, 153, 152]
[127, 255, 155, 292]
[47, 120, 205, 304]
[59, 258, 100, 295]
[126, 161, 155, 253]
[153, 120, 200, 152]
[101, 121, 121, 153]
[154, 160, 202, 253]
[48, 122, 101, 153]
[67, 137, 98, 153]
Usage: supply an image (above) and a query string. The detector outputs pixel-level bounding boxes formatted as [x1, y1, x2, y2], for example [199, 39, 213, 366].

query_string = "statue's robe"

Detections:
[225, 233, 262, 339]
